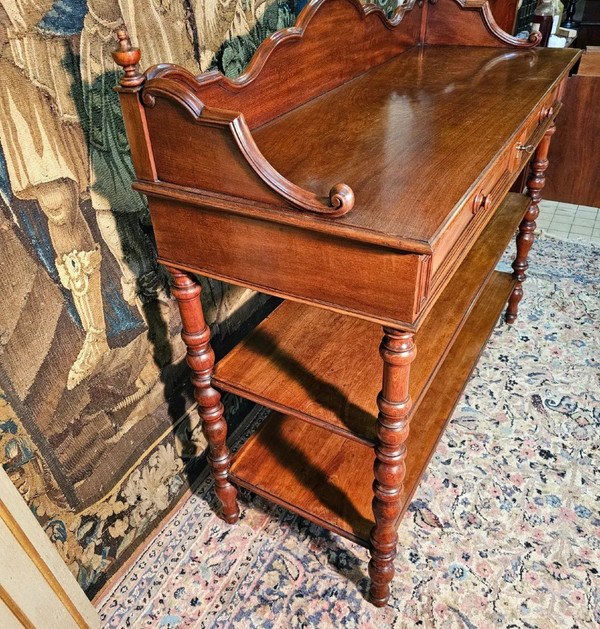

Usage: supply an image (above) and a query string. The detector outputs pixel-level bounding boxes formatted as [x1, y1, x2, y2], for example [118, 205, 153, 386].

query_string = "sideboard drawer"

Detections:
[511, 85, 561, 173]
[148, 197, 428, 328]
[430, 83, 562, 286]
[431, 148, 514, 282]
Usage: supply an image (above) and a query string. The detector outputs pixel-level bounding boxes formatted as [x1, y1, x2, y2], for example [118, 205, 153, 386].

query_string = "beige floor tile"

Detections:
[552, 213, 573, 220]
[576, 212, 598, 222]
[573, 218, 595, 227]
[570, 225, 593, 236]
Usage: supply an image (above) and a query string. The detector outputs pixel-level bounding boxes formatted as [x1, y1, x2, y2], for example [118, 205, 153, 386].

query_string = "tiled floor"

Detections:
[537, 199, 600, 243]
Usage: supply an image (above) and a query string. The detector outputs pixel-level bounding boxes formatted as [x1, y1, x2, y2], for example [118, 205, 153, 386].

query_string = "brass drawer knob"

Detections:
[516, 143, 536, 154]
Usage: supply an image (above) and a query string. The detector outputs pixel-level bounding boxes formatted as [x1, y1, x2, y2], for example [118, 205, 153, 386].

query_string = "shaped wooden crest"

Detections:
[113, 0, 541, 220]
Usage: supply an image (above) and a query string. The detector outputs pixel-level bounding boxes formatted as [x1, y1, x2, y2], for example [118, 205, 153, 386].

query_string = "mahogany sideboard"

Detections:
[113, 0, 580, 607]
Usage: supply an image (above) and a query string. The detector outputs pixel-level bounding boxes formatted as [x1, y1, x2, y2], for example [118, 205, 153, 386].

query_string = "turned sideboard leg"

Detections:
[368, 328, 416, 607]
[168, 267, 240, 523]
[506, 123, 556, 323]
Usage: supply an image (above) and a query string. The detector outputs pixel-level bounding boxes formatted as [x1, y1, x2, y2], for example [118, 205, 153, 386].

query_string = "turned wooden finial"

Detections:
[112, 28, 144, 87]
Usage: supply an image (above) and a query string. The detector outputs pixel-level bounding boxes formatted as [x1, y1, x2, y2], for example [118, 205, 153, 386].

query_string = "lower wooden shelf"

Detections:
[229, 270, 515, 546]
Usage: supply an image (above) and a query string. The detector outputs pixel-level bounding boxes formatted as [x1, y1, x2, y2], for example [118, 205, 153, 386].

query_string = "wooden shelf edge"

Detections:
[214, 193, 528, 445]
[138, 180, 433, 255]
[228, 271, 516, 546]
[214, 335, 378, 447]
[229, 467, 372, 547]
[228, 388, 375, 446]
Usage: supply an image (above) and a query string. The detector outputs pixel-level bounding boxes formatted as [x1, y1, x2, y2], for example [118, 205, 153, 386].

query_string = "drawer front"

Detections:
[430, 82, 564, 294]
[431, 148, 513, 286]
[470, 84, 562, 221]
[149, 197, 427, 329]
[511, 84, 561, 174]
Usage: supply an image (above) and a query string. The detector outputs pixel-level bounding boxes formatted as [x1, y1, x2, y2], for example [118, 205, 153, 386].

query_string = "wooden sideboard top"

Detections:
[115, 0, 581, 256]
[254, 45, 579, 247]
[133, 41, 579, 254]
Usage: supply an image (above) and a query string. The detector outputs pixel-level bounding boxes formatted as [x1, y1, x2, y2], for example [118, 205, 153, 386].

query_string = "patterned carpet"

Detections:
[96, 235, 599, 629]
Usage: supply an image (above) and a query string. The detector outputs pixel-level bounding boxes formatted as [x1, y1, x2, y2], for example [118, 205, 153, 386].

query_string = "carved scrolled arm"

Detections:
[329, 183, 355, 214]
[227, 104, 357, 217]
[528, 30, 543, 47]
[135, 71, 357, 218]
[430, 0, 545, 48]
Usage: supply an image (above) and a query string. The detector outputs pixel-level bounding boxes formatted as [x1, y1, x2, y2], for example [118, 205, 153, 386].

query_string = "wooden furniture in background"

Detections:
[571, 0, 600, 47]
[113, 0, 580, 607]
[545, 49, 600, 206]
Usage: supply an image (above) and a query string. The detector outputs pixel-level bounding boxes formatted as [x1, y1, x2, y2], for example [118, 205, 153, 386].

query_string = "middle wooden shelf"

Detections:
[227, 269, 517, 546]
[213, 192, 530, 445]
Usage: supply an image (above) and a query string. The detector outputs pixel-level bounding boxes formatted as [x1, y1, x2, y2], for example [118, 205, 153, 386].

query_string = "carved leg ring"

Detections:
[368, 328, 416, 607]
[168, 268, 239, 523]
[506, 124, 556, 323]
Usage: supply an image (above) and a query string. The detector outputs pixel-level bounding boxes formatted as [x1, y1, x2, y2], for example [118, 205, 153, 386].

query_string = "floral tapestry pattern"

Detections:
[0, 0, 295, 597]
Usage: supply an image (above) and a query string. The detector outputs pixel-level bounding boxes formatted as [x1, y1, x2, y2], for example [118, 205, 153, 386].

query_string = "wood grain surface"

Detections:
[213, 193, 529, 443]
[228, 271, 515, 546]
[253, 46, 578, 244]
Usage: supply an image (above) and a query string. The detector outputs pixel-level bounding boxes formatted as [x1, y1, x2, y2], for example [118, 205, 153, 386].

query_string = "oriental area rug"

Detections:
[96, 234, 599, 629]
